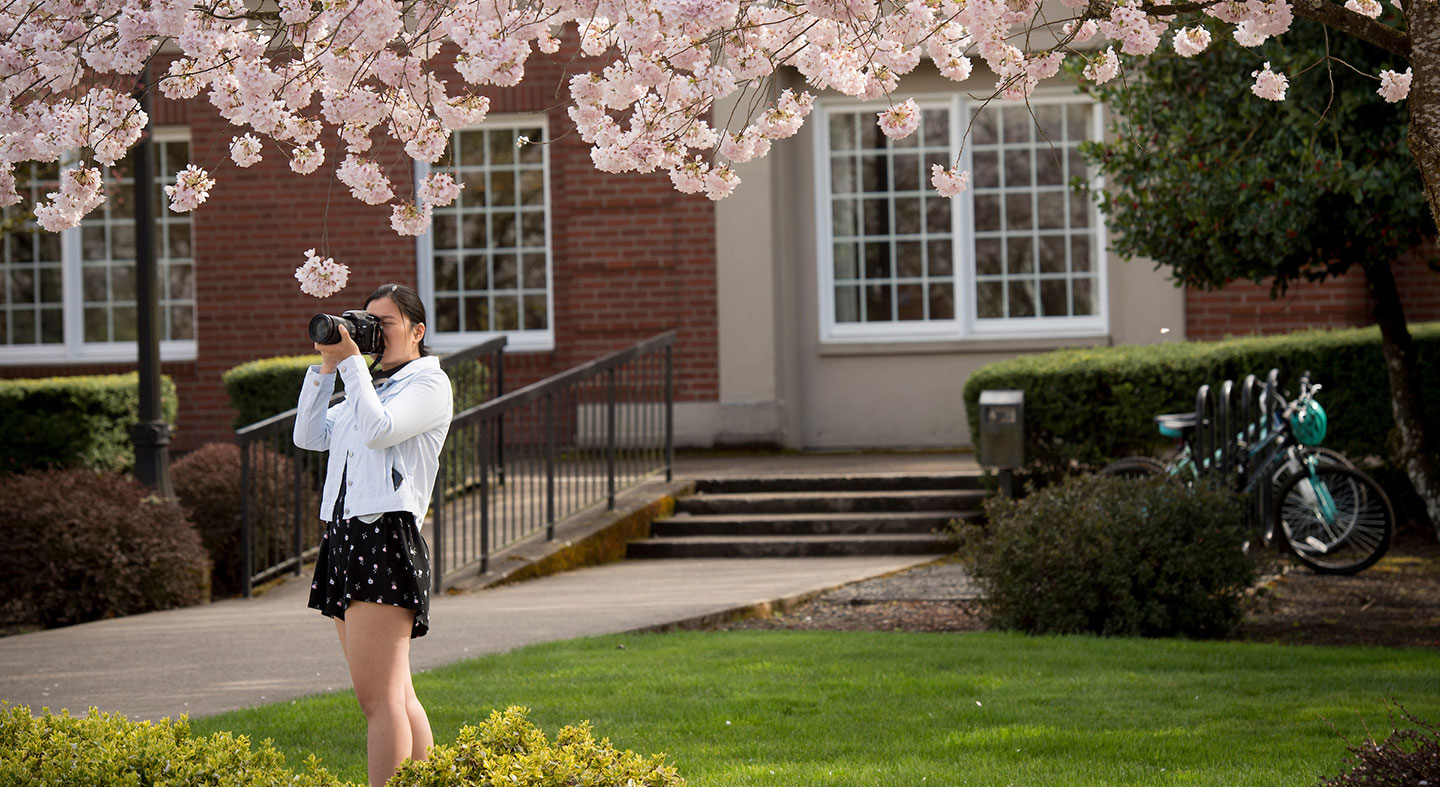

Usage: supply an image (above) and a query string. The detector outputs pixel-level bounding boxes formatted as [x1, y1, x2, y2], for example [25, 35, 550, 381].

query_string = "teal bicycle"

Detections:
[1102, 371, 1393, 575]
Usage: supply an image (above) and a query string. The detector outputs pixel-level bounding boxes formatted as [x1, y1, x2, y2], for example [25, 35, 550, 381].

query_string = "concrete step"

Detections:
[626, 533, 955, 559]
[675, 489, 986, 516]
[694, 473, 985, 495]
[653, 511, 976, 537]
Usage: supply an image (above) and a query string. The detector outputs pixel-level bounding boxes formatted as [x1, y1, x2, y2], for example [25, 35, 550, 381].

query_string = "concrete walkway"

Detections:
[0, 452, 979, 723]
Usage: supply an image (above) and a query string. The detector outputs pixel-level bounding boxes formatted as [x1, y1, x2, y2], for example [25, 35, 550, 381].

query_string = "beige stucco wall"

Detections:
[707, 64, 1185, 450]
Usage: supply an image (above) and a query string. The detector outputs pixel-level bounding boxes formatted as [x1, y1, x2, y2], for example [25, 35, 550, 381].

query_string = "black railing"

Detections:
[429, 331, 676, 588]
[237, 337, 507, 597]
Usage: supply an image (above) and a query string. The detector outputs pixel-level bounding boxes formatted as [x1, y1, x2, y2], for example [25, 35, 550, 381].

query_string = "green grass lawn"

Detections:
[191, 630, 1440, 786]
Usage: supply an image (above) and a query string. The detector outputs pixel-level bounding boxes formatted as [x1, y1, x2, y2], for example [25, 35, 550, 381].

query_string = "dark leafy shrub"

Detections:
[172, 442, 299, 597]
[964, 474, 1255, 638]
[1318, 702, 1440, 786]
[0, 704, 351, 787]
[389, 705, 687, 787]
[0, 469, 209, 629]
[0, 372, 178, 475]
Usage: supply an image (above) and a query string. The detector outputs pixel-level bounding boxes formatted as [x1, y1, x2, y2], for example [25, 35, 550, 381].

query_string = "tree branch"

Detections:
[1286, 0, 1408, 58]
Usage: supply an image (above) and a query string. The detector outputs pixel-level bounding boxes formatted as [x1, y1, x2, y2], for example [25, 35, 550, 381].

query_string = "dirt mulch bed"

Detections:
[712, 539, 1440, 650]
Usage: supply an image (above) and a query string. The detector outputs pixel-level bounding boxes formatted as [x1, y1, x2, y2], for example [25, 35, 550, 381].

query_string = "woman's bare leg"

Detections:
[334, 612, 433, 767]
[339, 601, 420, 787]
[404, 673, 433, 761]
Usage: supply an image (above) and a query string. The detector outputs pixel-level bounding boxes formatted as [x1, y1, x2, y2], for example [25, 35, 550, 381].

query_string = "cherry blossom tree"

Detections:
[0, 0, 1427, 300]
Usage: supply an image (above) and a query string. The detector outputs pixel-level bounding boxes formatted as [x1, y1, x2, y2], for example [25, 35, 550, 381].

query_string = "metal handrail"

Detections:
[428, 330, 676, 588]
[238, 336, 508, 597]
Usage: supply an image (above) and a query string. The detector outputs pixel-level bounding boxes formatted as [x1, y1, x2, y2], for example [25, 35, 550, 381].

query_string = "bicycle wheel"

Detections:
[1264, 447, 1354, 546]
[1100, 456, 1167, 479]
[1273, 464, 1393, 575]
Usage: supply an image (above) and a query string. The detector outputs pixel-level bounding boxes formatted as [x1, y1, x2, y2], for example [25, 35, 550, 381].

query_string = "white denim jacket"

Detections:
[293, 355, 452, 530]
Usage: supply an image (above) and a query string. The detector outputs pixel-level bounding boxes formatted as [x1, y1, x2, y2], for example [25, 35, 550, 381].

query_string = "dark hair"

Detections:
[364, 283, 430, 356]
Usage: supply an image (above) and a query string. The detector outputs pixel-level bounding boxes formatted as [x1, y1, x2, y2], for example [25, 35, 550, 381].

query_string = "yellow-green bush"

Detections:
[0, 705, 686, 787]
[0, 373, 178, 475]
[389, 706, 687, 787]
[0, 705, 349, 787]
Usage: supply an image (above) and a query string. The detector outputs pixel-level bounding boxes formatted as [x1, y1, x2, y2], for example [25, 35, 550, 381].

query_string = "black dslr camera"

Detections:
[309, 310, 384, 355]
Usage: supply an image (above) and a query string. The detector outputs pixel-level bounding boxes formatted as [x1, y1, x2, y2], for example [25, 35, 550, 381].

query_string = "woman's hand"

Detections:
[316, 324, 361, 374]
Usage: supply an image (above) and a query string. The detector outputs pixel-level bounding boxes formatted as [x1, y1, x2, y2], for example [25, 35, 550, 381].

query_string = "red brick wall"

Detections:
[0, 49, 718, 452]
[1186, 246, 1440, 340]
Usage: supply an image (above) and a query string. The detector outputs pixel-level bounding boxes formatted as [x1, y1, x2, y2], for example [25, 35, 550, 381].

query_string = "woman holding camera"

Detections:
[293, 283, 451, 787]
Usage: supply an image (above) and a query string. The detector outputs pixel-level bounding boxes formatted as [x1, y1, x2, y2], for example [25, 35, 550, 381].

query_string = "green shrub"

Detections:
[223, 354, 340, 429]
[0, 704, 351, 787]
[224, 353, 490, 428]
[0, 469, 209, 629]
[961, 323, 1440, 481]
[388, 705, 687, 787]
[0, 372, 178, 475]
[965, 474, 1255, 639]
[172, 442, 300, 598]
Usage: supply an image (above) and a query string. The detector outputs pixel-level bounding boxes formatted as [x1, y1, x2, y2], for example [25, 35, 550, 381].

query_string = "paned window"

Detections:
[817, 96, 1107, 342]
[418, 117, 553, 353]
[969, 102, 1097, 321]
[0, 128, 197, 363]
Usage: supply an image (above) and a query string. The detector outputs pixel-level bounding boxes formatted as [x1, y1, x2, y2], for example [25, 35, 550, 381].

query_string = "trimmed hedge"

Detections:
[0, 705, 349, 787]
[223, 353, 490, 429]
[222, 354, 341, 429]
[962, 323, 1440, 478]
[0, 469, 209, 630]
[0, 372, 178, 475]
[963, 474, 1254, 638]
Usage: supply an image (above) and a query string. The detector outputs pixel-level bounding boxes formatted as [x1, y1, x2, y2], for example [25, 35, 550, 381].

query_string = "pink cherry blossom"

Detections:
[930, 164, 970, 198]
[230, 133, 262, 167]
[1378, 68, 1412, 102]
[878, 99, 922, 140]
[1250, 61, 1289, 101]
[34, 166, 106, 231]
[1083, 48, 1121, 85]
[419, 172, 463, 206]
[163, 164, 214, 213]
[294, 248, 349, 298]
[1173, 26, 1213, 57]
[390, 201, 433, 235]
[1345, 0, 1383, 17]
[290, 142, 325, 175]
[336, 155, 394, 204]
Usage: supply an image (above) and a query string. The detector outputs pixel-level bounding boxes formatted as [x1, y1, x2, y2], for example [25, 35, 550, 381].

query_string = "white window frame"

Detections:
[0, 126, 197, 366]
[415, 115, 555, 354]
[815, 91, 1110, 344]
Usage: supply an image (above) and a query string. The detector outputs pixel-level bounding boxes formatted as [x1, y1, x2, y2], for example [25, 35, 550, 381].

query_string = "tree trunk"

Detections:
[1364, 260, 1440, 536]
[1409, 1, 1440, 232]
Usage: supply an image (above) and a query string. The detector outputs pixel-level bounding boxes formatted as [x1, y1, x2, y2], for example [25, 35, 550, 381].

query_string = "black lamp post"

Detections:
[128, 66, 174, 498]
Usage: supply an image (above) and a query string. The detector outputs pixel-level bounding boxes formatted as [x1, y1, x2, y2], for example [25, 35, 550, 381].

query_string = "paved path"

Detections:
[0, 451, 979, 723]
[0, 555, 935, 722]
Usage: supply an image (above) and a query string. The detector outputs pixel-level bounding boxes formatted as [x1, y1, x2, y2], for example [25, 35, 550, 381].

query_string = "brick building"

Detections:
[2, 58, 1436, 452]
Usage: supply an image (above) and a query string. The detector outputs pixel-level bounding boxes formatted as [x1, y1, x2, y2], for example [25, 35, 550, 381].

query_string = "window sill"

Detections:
[816, 333, 1110, 357]
[431, 332, 554, 355]
[0, 342, 198, 367]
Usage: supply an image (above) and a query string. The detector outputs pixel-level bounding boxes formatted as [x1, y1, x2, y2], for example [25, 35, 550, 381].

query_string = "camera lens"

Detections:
[309, 313, 342, 344]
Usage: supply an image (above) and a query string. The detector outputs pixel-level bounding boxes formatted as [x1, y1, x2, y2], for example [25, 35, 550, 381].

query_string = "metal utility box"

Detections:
[978, 389, 1025, 469]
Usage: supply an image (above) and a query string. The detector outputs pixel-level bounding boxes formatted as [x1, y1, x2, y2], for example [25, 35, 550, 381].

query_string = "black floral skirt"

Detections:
[308, 480, 430, 639]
